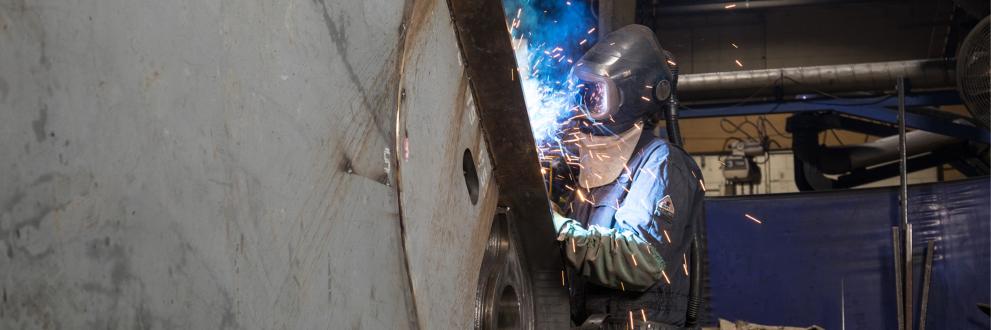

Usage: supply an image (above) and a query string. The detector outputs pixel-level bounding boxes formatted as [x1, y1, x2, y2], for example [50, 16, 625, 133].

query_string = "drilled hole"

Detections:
[496, 285, 521, 329]
[463, 149, 480, 204]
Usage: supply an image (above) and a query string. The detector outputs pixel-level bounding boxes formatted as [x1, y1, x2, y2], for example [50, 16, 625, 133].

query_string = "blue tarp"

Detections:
[705, 178, 990, 329]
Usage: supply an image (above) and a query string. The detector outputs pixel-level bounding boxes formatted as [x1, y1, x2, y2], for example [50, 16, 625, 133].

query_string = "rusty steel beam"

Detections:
[446, 0, 556, 271]
[447, 0, 571, 328]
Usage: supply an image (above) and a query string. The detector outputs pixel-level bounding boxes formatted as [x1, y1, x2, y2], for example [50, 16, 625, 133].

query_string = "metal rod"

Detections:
[897, 76, 909, 228]
[893, 227, 905, 330]
[897, 76, 913, 330]
[904, 224, 914, 330]
[654, 0, 891, 14]
[841, 279, 847, 330]
[919, 241, 935, 330]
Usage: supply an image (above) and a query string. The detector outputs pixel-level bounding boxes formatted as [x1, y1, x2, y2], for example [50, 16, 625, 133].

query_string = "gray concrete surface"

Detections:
[0, 0, 434, 328]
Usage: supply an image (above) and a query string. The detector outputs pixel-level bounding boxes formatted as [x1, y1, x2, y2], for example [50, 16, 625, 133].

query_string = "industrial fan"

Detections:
[957, 16, 990, 128]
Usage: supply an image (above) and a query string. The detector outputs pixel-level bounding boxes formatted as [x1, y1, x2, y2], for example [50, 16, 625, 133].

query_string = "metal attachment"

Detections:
[475, 210, 534, 329]
[654, 80, 671, 101]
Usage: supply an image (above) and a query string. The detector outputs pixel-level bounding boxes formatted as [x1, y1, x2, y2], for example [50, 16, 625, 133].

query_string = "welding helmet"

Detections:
[572, 24, 674, 135]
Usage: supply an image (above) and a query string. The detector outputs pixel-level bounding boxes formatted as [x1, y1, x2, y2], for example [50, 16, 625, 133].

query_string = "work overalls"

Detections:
[560, 132, 706, 329]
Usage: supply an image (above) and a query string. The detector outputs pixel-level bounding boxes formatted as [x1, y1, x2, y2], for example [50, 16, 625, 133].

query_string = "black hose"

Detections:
[665, 74, 684, 146]
[685, 235, 703, 327]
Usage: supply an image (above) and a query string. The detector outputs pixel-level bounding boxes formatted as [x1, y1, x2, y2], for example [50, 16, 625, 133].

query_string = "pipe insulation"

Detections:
[847, 130, 960, 171]
[677, 59, 957, 103]
[791, 119, 967, 176]
[656, 0, 888, 14]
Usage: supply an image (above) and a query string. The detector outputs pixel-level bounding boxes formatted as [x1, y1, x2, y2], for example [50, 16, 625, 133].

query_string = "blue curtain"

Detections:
[705, 178, 990, 329]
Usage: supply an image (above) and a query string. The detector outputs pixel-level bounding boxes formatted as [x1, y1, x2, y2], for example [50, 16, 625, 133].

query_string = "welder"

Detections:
[551, 24, 707, 329]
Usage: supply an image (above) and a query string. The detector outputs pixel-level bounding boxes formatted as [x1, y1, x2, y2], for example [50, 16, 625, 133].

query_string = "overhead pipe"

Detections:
[677, 59, 957, 104]
[793, 128, 961, 175]
[655, 0, 891, 14]
[789, 112, 967, 175]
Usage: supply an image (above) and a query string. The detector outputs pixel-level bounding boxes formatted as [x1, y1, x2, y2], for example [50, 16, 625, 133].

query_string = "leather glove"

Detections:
[552, 211, 571, 234]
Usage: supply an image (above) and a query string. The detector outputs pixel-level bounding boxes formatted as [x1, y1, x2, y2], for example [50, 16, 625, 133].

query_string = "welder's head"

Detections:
[571, 24, 674, 136]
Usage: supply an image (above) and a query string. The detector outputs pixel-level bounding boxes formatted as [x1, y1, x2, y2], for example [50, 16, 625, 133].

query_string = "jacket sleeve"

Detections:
[555, 219, 665, 291]
[555, 145, 674, 291]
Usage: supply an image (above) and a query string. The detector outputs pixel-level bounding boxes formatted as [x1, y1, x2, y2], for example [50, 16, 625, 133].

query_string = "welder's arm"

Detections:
[552, 212, 665, 292]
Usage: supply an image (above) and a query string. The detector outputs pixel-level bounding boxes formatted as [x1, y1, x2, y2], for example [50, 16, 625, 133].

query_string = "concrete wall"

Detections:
[0, 0, 431, 328]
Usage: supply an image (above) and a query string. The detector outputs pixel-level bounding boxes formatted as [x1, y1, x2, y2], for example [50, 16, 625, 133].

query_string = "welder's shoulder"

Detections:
[639, 136, 671, 163]
[643, 136, 702, 183]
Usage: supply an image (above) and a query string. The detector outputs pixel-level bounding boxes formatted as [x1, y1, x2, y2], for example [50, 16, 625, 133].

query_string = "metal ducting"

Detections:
[655, 0, 890, 14]
[844, 131, 960, 172]
[788, 112, 989, 191]
[795, 129, 962, 176]
[677, 59, 957, 104]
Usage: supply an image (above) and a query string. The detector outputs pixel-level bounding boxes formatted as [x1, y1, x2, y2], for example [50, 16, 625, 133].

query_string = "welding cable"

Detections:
[828, 129, 846, 146]
[718, 118, 759, 139]
[719, 137, 745, 152]
[756, 116, 791, 138]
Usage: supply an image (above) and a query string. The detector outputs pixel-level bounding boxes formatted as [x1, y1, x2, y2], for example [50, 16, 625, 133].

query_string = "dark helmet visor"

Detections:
[573, 70, 619, 121]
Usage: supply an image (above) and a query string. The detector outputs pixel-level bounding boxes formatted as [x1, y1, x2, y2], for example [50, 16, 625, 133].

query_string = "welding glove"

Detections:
[554, 215, 665, 292]
[552, 210, 571, 235]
